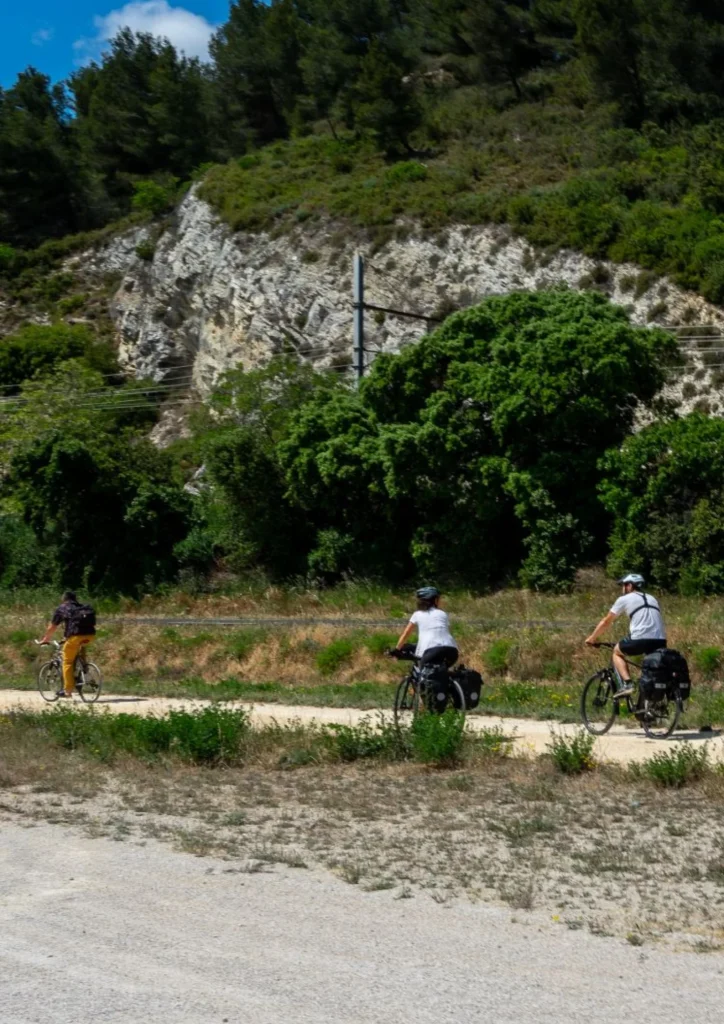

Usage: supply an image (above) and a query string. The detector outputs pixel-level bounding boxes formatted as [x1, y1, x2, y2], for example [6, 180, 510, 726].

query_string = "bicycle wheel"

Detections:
[448, 678, 467, 715]
[77, 662, 102, 704]
[642, 696, 681, 739]
[580, 669, 617, 735]
[37, 661, 62, 702]
[393, 674, 420, 732]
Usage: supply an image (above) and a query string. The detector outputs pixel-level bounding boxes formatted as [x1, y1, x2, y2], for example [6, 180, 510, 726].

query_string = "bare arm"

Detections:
[396, 622, 415, 649]
[39, 622, 58, 645]
[585, 611, 616, 646]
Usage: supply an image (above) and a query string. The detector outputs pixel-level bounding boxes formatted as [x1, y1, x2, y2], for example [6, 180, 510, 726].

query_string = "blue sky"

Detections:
[1, 1, 232, 88]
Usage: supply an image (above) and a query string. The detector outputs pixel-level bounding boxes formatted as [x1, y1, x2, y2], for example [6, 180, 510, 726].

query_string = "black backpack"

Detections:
[641, 648, 690, 703]
[70, 602, 97, 635]
[450, 666, 484, 710]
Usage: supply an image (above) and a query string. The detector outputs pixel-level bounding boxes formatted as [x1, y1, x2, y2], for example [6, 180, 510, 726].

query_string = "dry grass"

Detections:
[3, 720, 724, 951]
[3, 574, 724, 725]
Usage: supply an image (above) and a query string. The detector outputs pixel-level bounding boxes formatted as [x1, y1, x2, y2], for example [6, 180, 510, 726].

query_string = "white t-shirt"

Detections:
[610, 592, 666, 640]
[410, 608, 458, 657]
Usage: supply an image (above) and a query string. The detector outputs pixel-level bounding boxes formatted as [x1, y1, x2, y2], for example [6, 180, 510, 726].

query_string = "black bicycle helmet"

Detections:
[416, 586, 440, 601]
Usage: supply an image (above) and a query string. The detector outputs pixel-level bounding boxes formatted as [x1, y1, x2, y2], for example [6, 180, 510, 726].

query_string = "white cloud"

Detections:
[32, 27, 55, 47]
[75, 2, 217, 63]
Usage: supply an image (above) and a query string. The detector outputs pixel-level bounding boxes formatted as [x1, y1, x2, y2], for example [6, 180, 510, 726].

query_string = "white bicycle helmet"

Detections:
[617, 573, 645, 588]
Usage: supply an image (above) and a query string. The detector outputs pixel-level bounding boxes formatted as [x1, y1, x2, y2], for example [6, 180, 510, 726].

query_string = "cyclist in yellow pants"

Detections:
[38, 591, 96, 697]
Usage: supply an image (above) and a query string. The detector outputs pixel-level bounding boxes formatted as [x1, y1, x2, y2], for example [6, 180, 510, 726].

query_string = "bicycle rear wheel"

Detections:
[393, 674, 420, 732]
[37, 661, 62, 702]
[581, 669, 617, 735]
[642, 696, 680, 739]
[77, 662, 102, 704]
[448, 678, 467, 715]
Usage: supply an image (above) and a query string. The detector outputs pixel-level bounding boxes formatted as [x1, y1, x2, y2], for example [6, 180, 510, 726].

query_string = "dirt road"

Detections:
[1, 687, 722, 765]
[1, 820, 723, 1024]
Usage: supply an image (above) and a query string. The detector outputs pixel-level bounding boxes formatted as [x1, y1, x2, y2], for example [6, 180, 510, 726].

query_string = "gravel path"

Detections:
[1, 688, 722, 765]
[1, 821, 723, 1024]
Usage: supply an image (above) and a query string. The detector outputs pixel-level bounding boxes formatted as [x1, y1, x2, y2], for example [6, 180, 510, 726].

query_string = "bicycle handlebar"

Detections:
[586, 641, 615, 649]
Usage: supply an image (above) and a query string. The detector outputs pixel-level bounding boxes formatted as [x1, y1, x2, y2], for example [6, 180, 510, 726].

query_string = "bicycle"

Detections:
[35, 639, 102, 704]
[580, 641, 681, 739]
[388, 645, 467, 731]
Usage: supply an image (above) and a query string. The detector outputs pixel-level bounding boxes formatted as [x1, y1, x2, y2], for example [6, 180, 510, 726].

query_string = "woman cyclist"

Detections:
[394, 586, 458, 668]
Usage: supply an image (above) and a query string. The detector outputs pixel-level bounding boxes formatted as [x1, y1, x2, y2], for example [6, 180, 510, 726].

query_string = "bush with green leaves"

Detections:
[278, 291, 675, 589]
[0, 364, 191, 593]
[636, 743, 710, 788]
[131, 178, 179, 217]
[323, 718, 404, 762]
[0, 324, 117, 392]
[547, 728, 596, 774]
[600, 415, 724, 594]
[410, 708, 466, 767]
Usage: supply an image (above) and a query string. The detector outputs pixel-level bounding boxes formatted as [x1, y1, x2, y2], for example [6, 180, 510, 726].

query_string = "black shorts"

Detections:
[618, 637, 666, 656]
[420, 646, 458, 669]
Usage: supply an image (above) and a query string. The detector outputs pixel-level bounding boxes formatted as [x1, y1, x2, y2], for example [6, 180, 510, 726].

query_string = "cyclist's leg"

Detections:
[62, 636, 84, 694]
[612, 642, 630, 684]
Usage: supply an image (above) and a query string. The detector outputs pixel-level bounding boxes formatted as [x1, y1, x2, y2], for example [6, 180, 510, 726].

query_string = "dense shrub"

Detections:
[547, 729, 596, 774]
[0, 324, 117, 392]
[636, 743, 710, 788]
[600, 415, 724, 594]
[410, 708, 466, 766]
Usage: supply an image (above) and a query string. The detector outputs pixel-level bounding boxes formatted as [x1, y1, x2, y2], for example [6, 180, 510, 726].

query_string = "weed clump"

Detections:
[636, 743, 710, 788]
[547, 728, 596, 774]
[484, 638, 514, 675]
[323, 718, 403, 762]
[316, 638, 356, 675]
[410, 708, 466, 767]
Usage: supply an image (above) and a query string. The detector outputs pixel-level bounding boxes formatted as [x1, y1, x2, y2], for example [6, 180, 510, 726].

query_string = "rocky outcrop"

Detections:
[69, 188, 724, 421]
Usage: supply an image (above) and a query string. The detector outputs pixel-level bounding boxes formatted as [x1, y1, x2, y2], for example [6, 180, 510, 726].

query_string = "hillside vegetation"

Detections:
[5, 3, 724, 597]
[5, 2, 724, 302]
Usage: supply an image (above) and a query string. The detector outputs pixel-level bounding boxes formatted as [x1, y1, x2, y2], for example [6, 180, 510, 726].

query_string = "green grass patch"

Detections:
[316, 637, 357, 675]
[14, 704, 252, 765]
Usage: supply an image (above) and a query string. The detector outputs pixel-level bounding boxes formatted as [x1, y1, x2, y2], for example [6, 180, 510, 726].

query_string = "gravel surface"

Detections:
[1, 688, 722, 765]
[1, 821, 723, 1024]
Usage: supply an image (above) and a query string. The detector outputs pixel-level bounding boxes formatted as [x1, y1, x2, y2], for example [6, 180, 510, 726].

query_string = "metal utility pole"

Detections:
[353, 253, 365, 385]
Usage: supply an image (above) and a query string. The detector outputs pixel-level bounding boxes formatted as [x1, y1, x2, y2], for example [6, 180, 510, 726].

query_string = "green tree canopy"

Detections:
[600, 414, 724, 594]
[278, 290, 677, 588]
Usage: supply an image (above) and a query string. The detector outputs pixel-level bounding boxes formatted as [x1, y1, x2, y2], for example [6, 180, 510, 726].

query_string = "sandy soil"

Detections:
[1, 687, 722, 765]
[2, 820, 724, 1024]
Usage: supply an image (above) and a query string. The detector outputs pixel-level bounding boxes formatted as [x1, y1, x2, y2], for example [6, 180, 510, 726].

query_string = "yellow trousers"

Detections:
[62, 635, 93, 694]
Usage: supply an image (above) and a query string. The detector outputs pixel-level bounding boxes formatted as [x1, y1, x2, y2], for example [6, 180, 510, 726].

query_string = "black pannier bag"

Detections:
[450, 666, 484, 710]
[419, 664, 450, 714]
[640, 648, 690, 703]
[663, 649, 691, 702]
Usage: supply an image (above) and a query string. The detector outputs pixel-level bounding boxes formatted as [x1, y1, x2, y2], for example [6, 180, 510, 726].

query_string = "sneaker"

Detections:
[56, 690, 73, 698]
[615, 681, 634, 698]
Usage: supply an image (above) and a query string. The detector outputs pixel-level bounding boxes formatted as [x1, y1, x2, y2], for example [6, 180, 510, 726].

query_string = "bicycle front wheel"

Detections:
[581, 670, 617, 735]
[393, 674, 420, 732]
[77, 662, 102, 704]
[38, 661, 62, 702]
[642, 696, 680, 739]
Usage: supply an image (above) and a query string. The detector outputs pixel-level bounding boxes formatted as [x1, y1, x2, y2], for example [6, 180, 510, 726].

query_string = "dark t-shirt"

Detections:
[51, 601, 94, 638]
